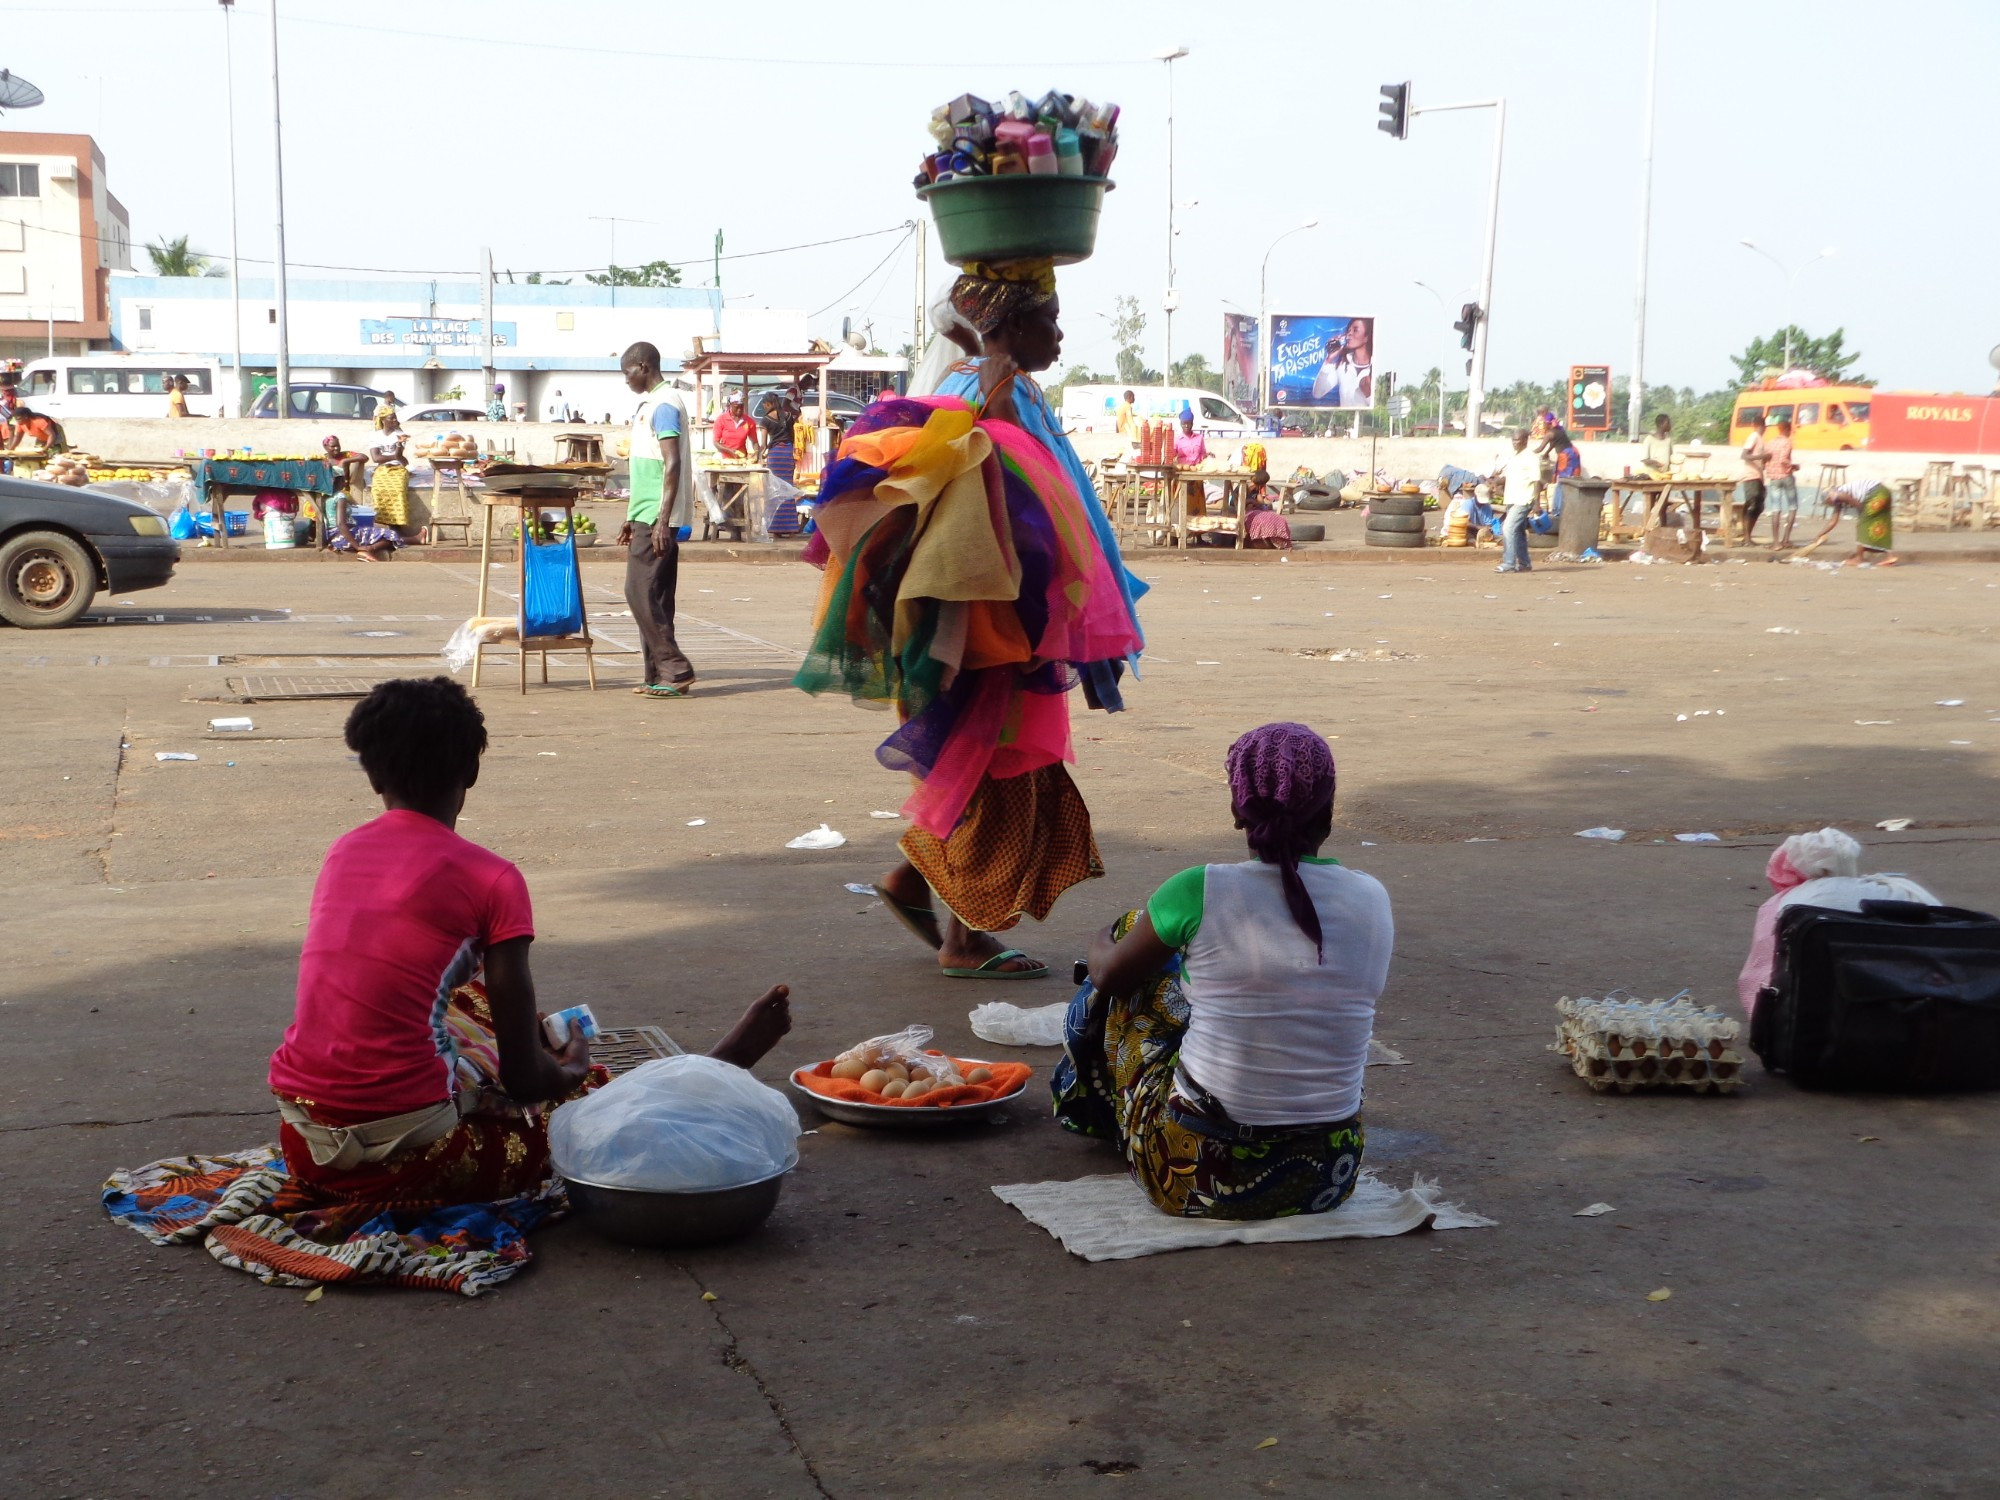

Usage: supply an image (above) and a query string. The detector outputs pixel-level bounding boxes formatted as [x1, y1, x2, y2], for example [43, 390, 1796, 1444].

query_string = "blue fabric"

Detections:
[934, 363, 1149, 682]
[521, 533, 584, 637]
[1438, 464, 1483, 493]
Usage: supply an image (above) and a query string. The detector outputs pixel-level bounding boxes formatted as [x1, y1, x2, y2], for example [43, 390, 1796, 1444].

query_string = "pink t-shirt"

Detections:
[1173, 430, 1208, 466]
[269, 810, 534, 1116]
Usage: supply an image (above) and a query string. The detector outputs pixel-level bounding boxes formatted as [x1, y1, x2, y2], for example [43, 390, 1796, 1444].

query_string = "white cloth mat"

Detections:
[992, 1170, 1494, 1262]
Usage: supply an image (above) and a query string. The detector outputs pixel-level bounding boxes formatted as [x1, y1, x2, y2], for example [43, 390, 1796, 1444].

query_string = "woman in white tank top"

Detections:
[1053, 723, 1392, 1219]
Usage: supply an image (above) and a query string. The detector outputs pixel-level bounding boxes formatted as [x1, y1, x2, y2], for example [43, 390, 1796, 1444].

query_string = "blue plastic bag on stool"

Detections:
[520, 532, 583, 638]
[169, 505, 201, 541]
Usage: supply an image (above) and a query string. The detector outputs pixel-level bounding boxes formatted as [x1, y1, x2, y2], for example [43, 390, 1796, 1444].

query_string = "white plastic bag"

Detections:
[969, 1000, 1069, 1047]
[548, 1054, 800, 1193]
[785, 823, 847, 850]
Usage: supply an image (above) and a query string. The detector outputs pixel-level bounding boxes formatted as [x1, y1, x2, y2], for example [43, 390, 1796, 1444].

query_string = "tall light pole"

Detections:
[1738, 241, 1836, 372]
[218, 0, 243, 416]
[1392, 93, 1507, 438]
[268, 0, 291, 415]
[1629, 0, 1660, 439]
[1414, 280, 1453, 437]
[1155, 44, 1188, 386]
[1258, 218, 1317, 414]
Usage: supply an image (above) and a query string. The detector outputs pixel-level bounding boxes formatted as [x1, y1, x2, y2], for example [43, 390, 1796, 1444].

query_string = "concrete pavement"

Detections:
[4, 551, 1999, 1498]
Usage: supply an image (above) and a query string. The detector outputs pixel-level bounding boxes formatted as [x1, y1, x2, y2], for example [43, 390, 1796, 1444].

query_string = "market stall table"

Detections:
[470, 478, 599, 694]
[192, 455, 340, 549]
[697, 462, 767, 541]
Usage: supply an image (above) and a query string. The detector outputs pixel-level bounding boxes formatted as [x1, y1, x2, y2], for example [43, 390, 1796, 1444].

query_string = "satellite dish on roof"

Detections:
[0, 70, 46, 112]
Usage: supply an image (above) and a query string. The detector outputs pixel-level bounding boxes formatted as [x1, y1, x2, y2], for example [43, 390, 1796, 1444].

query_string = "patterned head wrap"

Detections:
[1225, 722, 1337, 962]
[948, 258, 1057, 336]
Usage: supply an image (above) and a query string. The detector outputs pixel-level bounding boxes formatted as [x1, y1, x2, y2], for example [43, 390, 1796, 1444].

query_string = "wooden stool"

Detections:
[1917, 460, 1958, 530]
[554, 432, 605, 465]
[424, 459, 475, 546]
[1808, 463, 1848, 516]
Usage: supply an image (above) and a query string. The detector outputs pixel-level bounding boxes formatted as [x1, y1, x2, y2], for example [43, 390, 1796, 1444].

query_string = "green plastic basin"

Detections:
[916, 176, 1115, 267]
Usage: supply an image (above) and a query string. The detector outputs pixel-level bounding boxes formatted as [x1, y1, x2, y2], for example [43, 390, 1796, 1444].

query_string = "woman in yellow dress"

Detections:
[367, 410, 412, 530]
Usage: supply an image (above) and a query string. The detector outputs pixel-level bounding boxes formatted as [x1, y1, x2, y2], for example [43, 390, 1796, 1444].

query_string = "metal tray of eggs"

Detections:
[789, 1057, 1026, 1130]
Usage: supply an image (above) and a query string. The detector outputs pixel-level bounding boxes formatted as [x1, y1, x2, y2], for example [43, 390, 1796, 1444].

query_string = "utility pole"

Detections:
[219, 0, 243, 415]
[482, 246, 495, 413]
[1629, 0, 1659, 439]
[1155, 45, 1189, 385]
[912, 218, 927, 383]
[1384, 88, 1507, 439]
[268, 0, 291, 415]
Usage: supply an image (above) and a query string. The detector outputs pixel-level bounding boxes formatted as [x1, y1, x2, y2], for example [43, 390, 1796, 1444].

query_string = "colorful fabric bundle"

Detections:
[796, 393, 1141, 837]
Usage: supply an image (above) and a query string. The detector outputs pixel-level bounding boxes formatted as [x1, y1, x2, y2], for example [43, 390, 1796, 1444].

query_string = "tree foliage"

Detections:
[145, 235, 208, 277]
[1109, 295, 1149, 385]
[1729, 326, 1866, 386]
[585, 259, 682, 288]
[1168, 351, 1222, 392]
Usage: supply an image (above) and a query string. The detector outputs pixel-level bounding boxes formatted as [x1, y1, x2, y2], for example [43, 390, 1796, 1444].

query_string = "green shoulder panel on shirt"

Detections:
[1146, 865, 1209, 951]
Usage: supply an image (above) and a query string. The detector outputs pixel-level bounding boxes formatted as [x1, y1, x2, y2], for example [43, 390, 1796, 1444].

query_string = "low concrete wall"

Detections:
[61, 418, 621, 468]
[61, 418, 1933, 495]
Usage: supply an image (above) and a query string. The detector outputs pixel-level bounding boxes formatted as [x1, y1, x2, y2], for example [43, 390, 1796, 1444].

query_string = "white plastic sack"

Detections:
[785, 824, 846, 850]
[969, 1000, 1069, 1047]
[1778, 873, 1941, 917]
[441, 616, 517, 672]
[548, 1054, 800, 1193]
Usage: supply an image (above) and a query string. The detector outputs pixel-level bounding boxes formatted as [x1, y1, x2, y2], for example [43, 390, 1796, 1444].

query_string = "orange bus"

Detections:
[1728, 382, 1872, 450]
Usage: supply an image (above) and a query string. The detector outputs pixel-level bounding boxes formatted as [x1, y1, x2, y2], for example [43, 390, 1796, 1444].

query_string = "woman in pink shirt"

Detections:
[1173, 410, 1210, 517]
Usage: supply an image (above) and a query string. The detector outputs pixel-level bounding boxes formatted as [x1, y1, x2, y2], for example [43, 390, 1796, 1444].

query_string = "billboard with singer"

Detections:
[1222, 313, 1260, 414]
[1268, 314, 1375, 409]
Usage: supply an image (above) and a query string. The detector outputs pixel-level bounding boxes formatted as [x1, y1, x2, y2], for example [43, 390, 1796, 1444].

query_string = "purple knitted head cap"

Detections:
[1226, 722, 1336, 962]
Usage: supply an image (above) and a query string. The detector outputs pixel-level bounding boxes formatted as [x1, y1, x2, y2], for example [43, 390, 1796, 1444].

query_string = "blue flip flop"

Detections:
[942, 949, 1049, 981]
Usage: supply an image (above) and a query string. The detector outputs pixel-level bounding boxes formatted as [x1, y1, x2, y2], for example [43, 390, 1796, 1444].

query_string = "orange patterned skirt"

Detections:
[900, 762, 1103, 932]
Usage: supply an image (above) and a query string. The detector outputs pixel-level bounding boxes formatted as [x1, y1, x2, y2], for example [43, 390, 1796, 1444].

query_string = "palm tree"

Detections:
[145, 235, 209, 277]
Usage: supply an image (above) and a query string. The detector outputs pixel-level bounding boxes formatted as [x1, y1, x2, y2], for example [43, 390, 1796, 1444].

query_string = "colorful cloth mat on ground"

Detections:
[102, 1145, 567, 1297]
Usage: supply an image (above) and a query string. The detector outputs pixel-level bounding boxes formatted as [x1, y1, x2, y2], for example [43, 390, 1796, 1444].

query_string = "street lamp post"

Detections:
[1259, 218, 1318, 415]
[268, 0, 291, 416]
[1413, 280, 1453, 437]
[1738, 241, 1836, 372]
[218, 0, 243, 416]
[1155, 45, 1188, 385]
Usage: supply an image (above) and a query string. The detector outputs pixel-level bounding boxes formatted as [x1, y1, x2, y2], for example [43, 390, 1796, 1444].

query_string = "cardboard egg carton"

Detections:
[1552, 995, 1744, 1094]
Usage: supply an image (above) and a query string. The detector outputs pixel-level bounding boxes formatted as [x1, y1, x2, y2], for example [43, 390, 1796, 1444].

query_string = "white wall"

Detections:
[0, 152, 89, 321]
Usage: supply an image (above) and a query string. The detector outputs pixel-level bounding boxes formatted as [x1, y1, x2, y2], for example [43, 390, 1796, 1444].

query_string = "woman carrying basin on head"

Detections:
[796, 257, 1146, 982]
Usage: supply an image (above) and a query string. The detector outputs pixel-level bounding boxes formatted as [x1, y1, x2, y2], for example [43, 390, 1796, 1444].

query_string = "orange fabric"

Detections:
[796, 1053, 1032, 1109]
[960, 600, 1032, 669]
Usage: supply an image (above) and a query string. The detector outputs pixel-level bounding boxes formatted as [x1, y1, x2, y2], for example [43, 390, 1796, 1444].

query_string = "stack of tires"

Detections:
[1364, 493, 1428, 549]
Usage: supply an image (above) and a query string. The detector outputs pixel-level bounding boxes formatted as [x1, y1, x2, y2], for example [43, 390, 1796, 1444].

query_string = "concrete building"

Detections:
[105, 275, 809, 419]
[0, 130, 132, 362]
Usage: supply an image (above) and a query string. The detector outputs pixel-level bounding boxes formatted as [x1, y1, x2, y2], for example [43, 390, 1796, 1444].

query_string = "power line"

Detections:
[14, 6, 1151, 69]
[811, 227, 915, 319]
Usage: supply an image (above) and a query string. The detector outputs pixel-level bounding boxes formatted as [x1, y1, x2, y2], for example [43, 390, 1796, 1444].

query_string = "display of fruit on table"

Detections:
[418, 432, 483, 461]
[43, 455, 92, 487]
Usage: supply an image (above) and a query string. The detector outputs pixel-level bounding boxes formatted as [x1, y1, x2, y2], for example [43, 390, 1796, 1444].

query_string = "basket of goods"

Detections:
[914, 90, 1119, 266]
[789, 1025, 1031, 1129]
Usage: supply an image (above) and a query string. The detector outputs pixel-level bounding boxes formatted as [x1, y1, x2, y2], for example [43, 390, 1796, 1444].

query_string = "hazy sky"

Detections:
[13, 0, 2000, 395]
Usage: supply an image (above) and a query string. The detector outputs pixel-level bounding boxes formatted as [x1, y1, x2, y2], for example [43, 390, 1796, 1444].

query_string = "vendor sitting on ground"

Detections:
[322, 433, 399, 559]
[105, 678, 795, 1293]
[1054, 722, 1392, 1220]
[1243, 467, 1293, 549]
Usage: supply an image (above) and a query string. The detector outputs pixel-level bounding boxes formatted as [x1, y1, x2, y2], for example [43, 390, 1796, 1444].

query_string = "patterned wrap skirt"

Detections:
[369, 464, 411, 527]
[1052, 911, 1365, 1220]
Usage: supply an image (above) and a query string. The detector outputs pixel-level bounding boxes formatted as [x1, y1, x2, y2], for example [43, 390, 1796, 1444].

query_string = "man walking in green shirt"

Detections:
[617, 341, 696, 697]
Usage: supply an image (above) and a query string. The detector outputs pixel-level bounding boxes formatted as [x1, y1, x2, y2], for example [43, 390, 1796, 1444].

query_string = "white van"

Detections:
[1060, 384, 1257, 440]
[19, 354, 234, 419]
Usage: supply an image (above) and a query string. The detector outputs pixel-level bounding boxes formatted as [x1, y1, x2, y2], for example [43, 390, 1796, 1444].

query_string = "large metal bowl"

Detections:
[562, 1167, 790, 1248]
[789, 1063, 1027, 1130]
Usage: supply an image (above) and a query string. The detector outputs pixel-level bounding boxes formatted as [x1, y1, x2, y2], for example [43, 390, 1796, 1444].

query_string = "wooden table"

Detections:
[698, 463, 767, 541]
[1559, 475, 1731, 545]
[191, 456, 339, 548]
[471, 486, 599, 694]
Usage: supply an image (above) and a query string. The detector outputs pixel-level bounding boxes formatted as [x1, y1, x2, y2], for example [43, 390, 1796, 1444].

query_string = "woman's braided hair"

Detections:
[1224, 722, 1337, 963]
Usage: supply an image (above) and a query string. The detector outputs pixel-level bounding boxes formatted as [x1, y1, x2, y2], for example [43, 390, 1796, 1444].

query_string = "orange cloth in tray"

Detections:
[796, 1053, 1032, 1109]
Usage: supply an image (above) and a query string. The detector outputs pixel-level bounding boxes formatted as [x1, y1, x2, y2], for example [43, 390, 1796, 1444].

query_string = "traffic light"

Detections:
[1454, 302, 1481, 351]
[1377, 83, 1410, 141]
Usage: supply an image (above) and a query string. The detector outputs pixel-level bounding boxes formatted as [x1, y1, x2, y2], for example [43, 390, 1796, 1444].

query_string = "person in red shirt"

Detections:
[267, 677, 795, 1209]
[712, 394, 758, 459]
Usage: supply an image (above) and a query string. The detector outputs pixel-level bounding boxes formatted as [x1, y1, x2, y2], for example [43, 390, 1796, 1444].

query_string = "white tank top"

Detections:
[1177, 861, 1393, 1126]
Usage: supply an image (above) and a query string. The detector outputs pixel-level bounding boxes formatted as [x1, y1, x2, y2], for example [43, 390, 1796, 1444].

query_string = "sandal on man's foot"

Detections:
[873, 885, 943, 951]
[636, 681, 693, 698]
[941, 949, 1049, 981]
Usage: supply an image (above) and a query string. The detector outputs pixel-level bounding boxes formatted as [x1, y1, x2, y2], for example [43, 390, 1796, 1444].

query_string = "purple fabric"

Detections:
[1225, 722, 1338, 963]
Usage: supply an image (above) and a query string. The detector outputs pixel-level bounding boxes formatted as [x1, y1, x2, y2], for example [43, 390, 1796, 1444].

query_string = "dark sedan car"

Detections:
[0, 474, 180, 627]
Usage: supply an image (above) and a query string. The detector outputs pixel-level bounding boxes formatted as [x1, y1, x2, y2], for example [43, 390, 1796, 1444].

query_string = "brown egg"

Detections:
[903, 1079, 932, 1101]
[859, 1069, 892, 1093]
[966, 1067, 993, 1085]
[885, 1062, 910, 1083]
[879, 1079, 907, 1099]
[831, 1057, 870, 1081]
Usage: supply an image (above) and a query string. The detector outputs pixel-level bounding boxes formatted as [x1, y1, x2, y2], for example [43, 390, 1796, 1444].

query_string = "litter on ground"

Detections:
[1576, 827, 1626, 842]
[786, 824, 847, 850]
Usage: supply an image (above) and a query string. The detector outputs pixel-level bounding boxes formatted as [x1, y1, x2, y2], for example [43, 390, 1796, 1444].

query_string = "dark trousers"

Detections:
[1737, 478, 1767, 533]
[623, 529, 692, 686]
